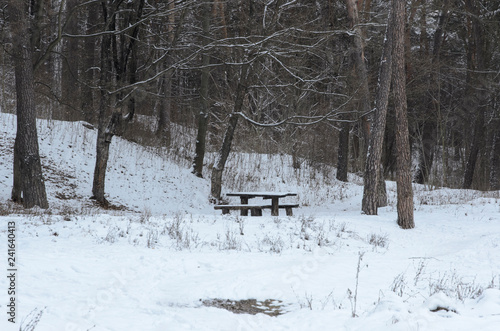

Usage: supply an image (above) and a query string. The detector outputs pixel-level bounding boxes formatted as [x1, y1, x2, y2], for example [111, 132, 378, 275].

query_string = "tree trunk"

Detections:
[345, 0, 371, 156]
[91, 1, 143, 205]
[192, 2, 212, 178]
[9, 0, 49, 209]
[392, 0, 414, 229]
[336, 121, 350, 182]
[377, 167, 387, 207]
[91, 5, 113, 204]
[462, 0, 488, 190]
[156, 0, 175, 146]
[414, 0, 450, 184]
[92, 86, 111, 204]
[210, 64, 249, 202]
[490, 127, 500, 190]
[362, 8, 394, 215]
[156, 62, 172, 146]
[91, 132, 110, 204]
[210, 114, 239, 202]
[61, 0, 80, 121]
[192, 94, 209, 177]
[463, 109, 485, 189]
[11, 138, 22, 203]
[81, 4, 98, 124]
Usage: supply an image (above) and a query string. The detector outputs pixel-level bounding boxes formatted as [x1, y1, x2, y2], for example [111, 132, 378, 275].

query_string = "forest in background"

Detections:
[1, 0, 499, 219]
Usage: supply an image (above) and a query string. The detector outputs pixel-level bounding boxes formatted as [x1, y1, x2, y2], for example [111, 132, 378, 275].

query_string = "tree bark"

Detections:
[377, 167, 387, 207]
[362, 8, 394, 215]
[92, 42, 112, 204]
[156, 64, 172, 147]
[91, 97, 111, 203]
[463, 108, 485, 189]
[81, 4, 99, 124]
[392, 0, 414, 229]
[61, 0, 81, 121]
[336, 121, 350, 182]
[490, 127, 500, 190]
[345, 0, 371, 157]
[11, 139, 22, 203]
[210, 114, 239, 202]
[9, 0, 48, 209]
[92, 0, 113, 204]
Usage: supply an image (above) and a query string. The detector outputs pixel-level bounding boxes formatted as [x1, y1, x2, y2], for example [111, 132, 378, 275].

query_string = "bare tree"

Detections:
[61, 0, 81, 121]
[362, 8, 394, 215]
[462, 0, 488, 189]
[80, 3, 99, 124]
[88, 0, 195, 204]
[209, 0, 253, 202]
[208, 0, 351, 201]
[91, 0, 145, 204]
[8, 0, 48, 209]
[210, 62, 250, 202]
[192, 1, 213, 178]
[345, 0, 371, 151]
[155, 0, 180, 146]
[414, 0, 451, 185]
[392, 0, 414, 229]
[337, 0, 371, 182]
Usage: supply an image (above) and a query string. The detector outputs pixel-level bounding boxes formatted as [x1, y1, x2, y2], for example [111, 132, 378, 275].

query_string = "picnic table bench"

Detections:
[214, 192, 298, 216]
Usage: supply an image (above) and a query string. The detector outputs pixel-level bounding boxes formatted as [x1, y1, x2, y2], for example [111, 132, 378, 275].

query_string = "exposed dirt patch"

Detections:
[89, 198, 129, 211]
[202, 298, 287, 317]
[430, 306, 458, 314]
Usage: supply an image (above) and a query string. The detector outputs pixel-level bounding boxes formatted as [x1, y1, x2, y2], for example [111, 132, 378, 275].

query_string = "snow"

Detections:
[1, 112, 500, 331]
[226, 192, 297, 197]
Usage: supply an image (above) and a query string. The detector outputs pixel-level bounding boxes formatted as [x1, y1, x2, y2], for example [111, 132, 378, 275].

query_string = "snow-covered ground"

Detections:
[1, 113, 500, 331]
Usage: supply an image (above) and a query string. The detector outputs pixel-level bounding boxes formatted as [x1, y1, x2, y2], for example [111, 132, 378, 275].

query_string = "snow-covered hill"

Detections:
[1, 113, 500, 331]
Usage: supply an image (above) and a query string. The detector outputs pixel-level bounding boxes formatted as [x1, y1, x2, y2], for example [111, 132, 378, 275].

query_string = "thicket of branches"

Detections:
[1, 1, 499, 218]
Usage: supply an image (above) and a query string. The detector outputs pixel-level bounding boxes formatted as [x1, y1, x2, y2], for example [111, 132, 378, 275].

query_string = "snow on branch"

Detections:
[234, 95, 362, 128]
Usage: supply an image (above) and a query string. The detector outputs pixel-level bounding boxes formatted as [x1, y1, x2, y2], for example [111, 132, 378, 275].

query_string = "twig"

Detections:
[351, 251, 365, 317]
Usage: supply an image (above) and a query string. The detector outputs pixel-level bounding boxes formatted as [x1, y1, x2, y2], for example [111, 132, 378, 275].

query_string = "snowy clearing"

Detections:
[1, 113, 500, 331]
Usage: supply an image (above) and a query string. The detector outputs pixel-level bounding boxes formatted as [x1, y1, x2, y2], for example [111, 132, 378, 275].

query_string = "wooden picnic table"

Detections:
[225, 192, 297, 216]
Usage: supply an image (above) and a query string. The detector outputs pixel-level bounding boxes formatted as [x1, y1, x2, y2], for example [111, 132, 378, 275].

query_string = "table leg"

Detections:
[240, 197, 249, 216]
[251, 208, 262, 216]
[271, 197, 279, 216]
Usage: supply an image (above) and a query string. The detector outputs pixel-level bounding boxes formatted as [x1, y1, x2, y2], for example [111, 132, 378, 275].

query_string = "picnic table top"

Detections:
[226, 192, 297, 198]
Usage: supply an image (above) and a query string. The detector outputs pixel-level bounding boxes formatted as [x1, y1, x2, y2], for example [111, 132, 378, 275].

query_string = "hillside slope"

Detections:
[0, 113, 212, 215]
